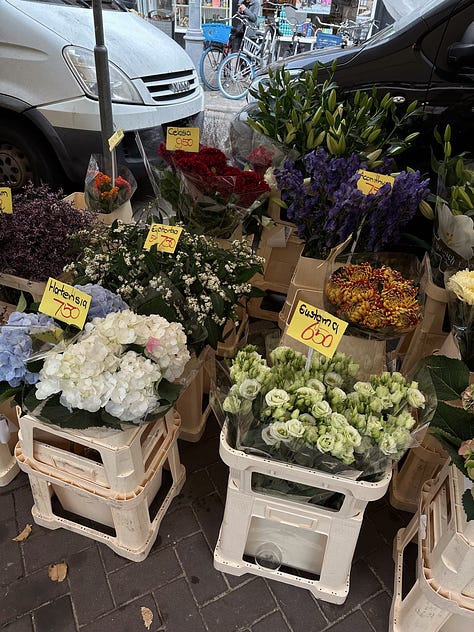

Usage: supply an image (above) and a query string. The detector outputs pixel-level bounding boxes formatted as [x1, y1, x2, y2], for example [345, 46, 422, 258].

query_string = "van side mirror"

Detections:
[447, 22, 474, 68]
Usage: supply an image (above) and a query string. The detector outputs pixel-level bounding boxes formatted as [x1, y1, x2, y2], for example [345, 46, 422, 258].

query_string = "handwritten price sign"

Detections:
[165, 127, 200, 152]
[143, 224, 184, 253]
[286, 300, 348, 358]
[357, 170, 394, 195]
[0, 187, 13, 214]
[39, 279, 91, 330]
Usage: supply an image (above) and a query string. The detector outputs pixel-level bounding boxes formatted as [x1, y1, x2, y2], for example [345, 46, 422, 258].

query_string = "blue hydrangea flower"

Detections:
[74, 283, 129, 321]
[0, 312, 56, 387]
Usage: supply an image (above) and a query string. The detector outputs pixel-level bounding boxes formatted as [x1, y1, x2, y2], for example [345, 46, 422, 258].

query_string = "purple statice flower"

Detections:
[0, 312, 55, 387]
[274, 148, 430, 259]
[74, 284, 129, 321]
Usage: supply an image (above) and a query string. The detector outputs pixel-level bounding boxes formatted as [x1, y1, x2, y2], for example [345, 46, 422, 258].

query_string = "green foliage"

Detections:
[431, 124, 474, 216]
[247, 62, 422, 169]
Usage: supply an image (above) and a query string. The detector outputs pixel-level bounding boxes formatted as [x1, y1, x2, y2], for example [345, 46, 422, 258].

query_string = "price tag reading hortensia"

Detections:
[39, 279, 91, 330]
[357, 169, 394, 195]
[286, 300, 348, 359]
[144, 224, 183, 253]
[165, 127, 200, 152]
[0, 187, 13, 214]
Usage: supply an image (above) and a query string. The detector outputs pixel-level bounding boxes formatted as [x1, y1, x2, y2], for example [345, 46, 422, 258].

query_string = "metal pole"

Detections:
[92, 0, 114, 176]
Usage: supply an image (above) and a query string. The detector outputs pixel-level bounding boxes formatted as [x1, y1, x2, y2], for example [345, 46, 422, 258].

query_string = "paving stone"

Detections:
[366, 542, 396, 594]
[12, 486, 35, 530]
[108, 546, 182, 605]
[354, 514, 386, 561]
[154, 577, 206, 632]
[158, 506, 200, 546]
[22, 525, 93, 574]
[33, 594, 76, 632]
[2, 471, 29, 494]
[0, 518, 23, 587]
[171, 469, 216, 510]
[179, 435, 220, 473]
[251, 610, 291, 632]
[1, 567, 68, 623]
[175, 532, 227, 604]
[325, 609, 374, 632]
[369, 504, 411, 547]
[67, 547, 113, 625]
[81, 593, 159, 632]
[317, 559, 382, 622]
[192, 491, 224, 549]
[0, 614, 34, 632]
[267, 580, 327, 632]
[207, 460, 229, 502]
[361, 590, 392, 631]
[97, 543, 133, 573]
[0, 490, 15, 523]
[200, 577, 277, 632]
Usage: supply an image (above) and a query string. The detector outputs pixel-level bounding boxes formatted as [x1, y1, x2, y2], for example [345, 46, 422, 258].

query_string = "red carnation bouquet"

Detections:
[158, 144, 270, 238]
[84, 154, 137, 214]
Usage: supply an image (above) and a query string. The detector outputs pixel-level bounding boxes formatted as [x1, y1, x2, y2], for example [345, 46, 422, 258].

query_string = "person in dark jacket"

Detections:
[232, 0, 261, 51]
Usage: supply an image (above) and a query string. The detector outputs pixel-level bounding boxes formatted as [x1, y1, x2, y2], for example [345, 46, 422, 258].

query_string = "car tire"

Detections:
[0, 119, 64, 190]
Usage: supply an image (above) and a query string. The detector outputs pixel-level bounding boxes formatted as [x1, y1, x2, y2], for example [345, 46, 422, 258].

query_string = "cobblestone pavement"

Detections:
[1, 408, 417, 632]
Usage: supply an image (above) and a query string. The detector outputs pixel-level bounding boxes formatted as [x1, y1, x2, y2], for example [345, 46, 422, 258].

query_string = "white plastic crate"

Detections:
[214, 475, 363, 604]
[219, 423, 392, 518]
[390, 515, 474, 631]
[214, 424, 391, 604]
[18, 410, 179, 494]
[15, 411, 185, 561]
[419, 464, 474, 601]
[0, 400, 20, 486]
[176, 348, 212, 442]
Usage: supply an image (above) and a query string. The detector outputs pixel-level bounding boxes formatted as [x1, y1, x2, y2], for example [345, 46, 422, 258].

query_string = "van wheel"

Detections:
[0, 123, 62, 190]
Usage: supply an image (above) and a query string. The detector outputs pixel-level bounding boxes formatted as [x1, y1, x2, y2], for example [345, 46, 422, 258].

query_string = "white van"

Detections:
[0, 0, 204, 189]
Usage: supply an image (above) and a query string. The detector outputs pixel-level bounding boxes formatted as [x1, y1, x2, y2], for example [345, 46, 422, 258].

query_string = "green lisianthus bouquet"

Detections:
[215, 345, 427, 486]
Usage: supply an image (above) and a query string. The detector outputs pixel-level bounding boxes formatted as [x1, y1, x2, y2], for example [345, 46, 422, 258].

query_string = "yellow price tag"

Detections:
[0, 187, 13, 214]
[144, 224, 183, 253]
[286, 300, 348, 359]
[108, 128, 124, 152]
[357, 170, 394, 195]
[39, 279, 91, 330]
[166, 127, 200, 152]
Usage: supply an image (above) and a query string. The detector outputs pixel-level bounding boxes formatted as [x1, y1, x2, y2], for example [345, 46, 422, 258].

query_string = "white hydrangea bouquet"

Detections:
[20, 310, 189, 429]
[215, 345, 427, 486]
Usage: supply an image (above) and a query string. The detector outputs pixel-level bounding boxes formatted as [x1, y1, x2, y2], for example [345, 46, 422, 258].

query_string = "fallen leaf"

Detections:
[12, 524, 32, 542]
[48, 562, 68, 582]
[140, 606, 153, 630]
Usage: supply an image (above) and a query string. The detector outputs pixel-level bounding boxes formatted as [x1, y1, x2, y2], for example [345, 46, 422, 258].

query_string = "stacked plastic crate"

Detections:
[390, 463, 474, 631]
[0, 399, 19, 486]
[214, 423, 392, 604]
[15, 409, 185, 561]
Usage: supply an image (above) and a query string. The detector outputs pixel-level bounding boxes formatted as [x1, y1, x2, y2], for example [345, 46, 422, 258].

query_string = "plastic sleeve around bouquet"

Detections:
[214, 345, 429, 489]
[174, 169, 268, 239]
[83, 154, 137, 214]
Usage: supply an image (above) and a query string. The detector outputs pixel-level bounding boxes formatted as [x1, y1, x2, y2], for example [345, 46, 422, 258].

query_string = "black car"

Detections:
[247, 0, 474, 157]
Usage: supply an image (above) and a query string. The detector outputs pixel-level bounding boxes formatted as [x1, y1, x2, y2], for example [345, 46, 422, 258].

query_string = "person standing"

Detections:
[232, 0, 261, 51]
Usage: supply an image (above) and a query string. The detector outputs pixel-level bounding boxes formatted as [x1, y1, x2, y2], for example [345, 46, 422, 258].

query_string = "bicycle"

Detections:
[216, 6, 295, 100]
[199, 22, 233, 91]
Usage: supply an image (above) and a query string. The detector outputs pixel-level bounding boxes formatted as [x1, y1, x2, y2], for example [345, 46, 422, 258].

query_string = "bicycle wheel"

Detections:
[217, 53, 254, 100]
[199, 45, 225, 91]
[261, 26, 276, 66]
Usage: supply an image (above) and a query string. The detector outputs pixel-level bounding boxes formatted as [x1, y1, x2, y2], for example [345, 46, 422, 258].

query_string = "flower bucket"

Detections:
[175, 347, 212, 442]
[63, 192, 134, 224]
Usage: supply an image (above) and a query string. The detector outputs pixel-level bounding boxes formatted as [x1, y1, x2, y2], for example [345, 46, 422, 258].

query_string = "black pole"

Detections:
[92, 0, 114, 176]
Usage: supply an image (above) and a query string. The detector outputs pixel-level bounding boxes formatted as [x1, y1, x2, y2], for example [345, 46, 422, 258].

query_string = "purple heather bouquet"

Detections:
[275, 148, 430, 259]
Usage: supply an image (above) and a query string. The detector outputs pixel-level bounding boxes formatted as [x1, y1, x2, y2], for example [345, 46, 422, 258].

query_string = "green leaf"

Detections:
[136, 296, 178, 323]
[415, 355, 470, 401]
[430, 402, 474, 443]
[157, 378, 182, 406]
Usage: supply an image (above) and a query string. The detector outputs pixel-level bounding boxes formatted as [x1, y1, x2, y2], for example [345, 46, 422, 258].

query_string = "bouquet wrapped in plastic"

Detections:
[84, 154, 137, 214]
[212, 345, 427, 494]
[157, 144, 270, 238]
